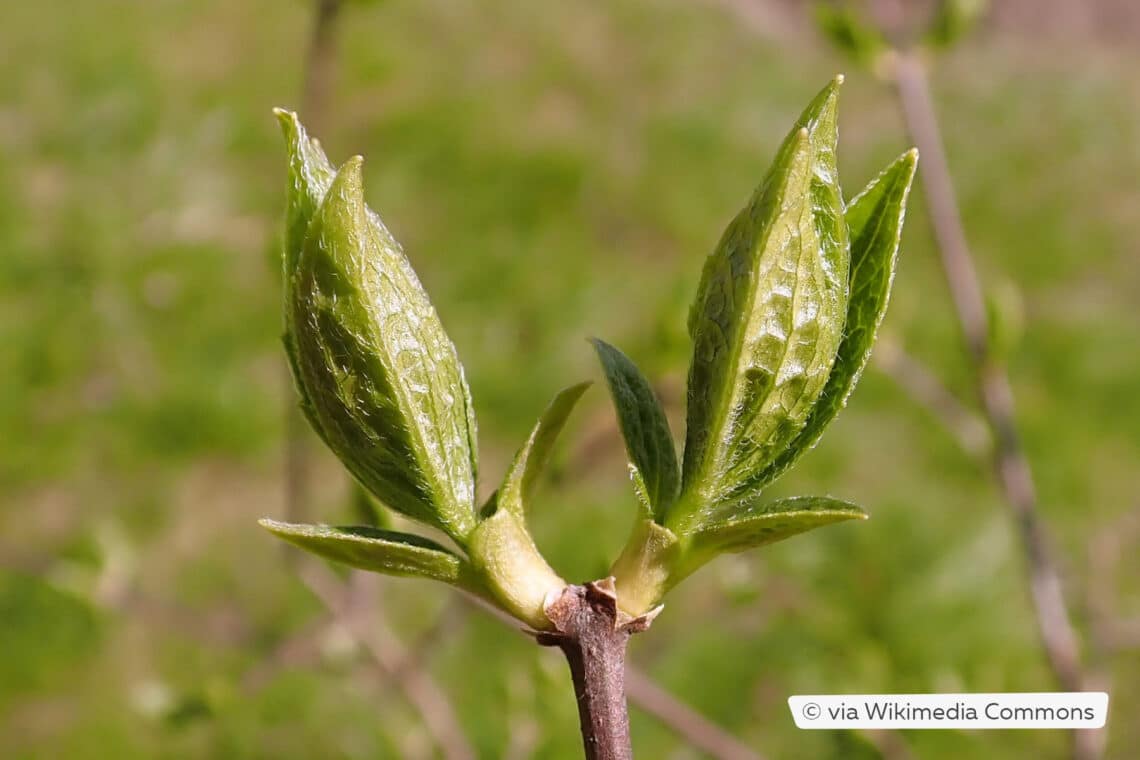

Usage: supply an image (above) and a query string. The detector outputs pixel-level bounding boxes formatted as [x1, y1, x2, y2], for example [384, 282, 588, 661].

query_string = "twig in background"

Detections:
[625, 667, 765, 760]
[300, 0, 345, 134]
[696, 2, 1110, 758]
[884, 49, 1096, 759]
[873, 336, 991, 457]
[1084, 510, 1140, 757]
[296, 561, 477, 760]
[284, 0, 346, 534]
[887, 48, 1083, 691]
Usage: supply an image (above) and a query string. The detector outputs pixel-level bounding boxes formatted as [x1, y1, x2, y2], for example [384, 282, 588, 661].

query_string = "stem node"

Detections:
[537, 579, 661, 760]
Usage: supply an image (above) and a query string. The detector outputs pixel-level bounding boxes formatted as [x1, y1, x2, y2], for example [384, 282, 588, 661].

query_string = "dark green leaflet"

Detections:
[591, 340, 679, 521]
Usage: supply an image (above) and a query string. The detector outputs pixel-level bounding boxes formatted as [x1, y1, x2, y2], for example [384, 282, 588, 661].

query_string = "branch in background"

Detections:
[873, 336, 991, 457]
[284, 0, 346, 532]
[625, 668, 765, 760]
[885, 50, 1097, 759]
[296, 561, 477, 760]
[698, 3, 1110, 759]
[1085, 509, 1140, 751]
[300, 0, 345, 133]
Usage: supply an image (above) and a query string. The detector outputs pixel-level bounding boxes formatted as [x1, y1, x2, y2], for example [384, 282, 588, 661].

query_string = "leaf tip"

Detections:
[586, 335, 607, 350]
[273, 108, 299, 139]
[327, 156, 366, 210]
[343, 154, 365, 173]
[833, 72, 846, 86]
[257, 517, 286, 534]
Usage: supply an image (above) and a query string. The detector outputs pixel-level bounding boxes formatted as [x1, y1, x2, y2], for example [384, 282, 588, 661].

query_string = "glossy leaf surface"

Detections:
[259, 519, 477, 589]
[286, 149, 478, 542]
[679, 78, 849, 529]
[591, 339, 679, 521]
[748, 149, 918, 492]
[686, 495, 866, 562]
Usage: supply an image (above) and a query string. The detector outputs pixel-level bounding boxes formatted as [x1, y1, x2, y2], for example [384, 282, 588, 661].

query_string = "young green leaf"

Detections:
[499, 382, 592, 516]
[276, 109, 338, 438]
[682, 495, 866, 573]
[288, 154, 478, 543]
[679, 78, 849, 530]
[276, 109, 337, 271]
[746, 150, 918, 492]
[590, 339, 679, 521]
[258, 519, 481, 591]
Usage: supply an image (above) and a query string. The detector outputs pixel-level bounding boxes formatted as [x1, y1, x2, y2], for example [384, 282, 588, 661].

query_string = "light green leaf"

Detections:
[678, 78, 849, 530]
[590, 339, 679, 521]
[276, 109, 337, 436]
[499, 381, 592, 516]
[684, 495, 866, 569]
[748, 149, 918, 491]
[466, 509, 566, 630]
[287, 153, 478, 542]
[275, 109, 337, 273]
[258, 519, 480, 590]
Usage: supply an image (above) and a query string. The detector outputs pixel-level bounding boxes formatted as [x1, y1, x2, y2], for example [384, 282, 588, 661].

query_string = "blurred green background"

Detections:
[1, 0, 1138, 757]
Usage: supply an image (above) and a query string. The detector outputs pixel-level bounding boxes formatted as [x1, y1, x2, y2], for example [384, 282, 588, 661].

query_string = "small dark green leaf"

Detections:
[259, 519, 477, 589]
[687, 495, 866, 562]
[500, 381, 592, 515]
[590, 339, 679, 521]
[286, 150, 479, 542]
[748, 150, 918, 491]
[679, 78, 849, 529]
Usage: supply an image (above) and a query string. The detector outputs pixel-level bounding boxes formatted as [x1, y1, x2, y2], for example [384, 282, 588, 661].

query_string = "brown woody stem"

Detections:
[537, 579, 660, 760]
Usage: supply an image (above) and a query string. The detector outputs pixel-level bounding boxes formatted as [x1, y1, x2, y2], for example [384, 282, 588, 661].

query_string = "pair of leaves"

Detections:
[277, 111, 479, 544]
[594, 78, 916, 611]
[265, 76, 917, 623]
[267, 114, 485, 608]
[269, 113, 578, 629]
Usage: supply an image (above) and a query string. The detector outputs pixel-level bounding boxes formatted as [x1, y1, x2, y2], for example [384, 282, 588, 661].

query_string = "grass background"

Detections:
[1, 0, 1138, 757]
